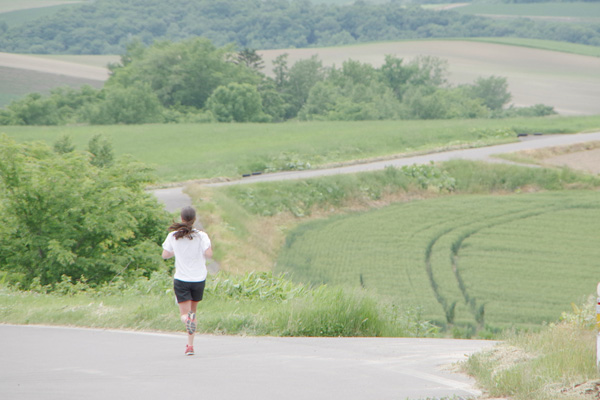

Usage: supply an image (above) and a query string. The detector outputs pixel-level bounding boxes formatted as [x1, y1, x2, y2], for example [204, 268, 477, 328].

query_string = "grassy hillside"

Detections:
[0, 3, 78, 27]
[465, 37, 600, 58]
[0, 0, 81, 14]
[275, 190, 600, 333]
[0, 65, 103, 106]
[3, 115, 600, 182]
[455, 1, 600, 22]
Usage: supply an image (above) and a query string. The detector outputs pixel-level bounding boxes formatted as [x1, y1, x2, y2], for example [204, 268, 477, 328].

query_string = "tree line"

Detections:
[0, 38, 556, 126]
[0, 0, 599, 55]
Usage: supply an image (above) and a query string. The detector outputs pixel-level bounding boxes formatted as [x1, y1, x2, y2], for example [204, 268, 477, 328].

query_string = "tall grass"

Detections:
[3, 115, 600, 182]
[464, 298, 599, 400]
[0, 270, 437, 338]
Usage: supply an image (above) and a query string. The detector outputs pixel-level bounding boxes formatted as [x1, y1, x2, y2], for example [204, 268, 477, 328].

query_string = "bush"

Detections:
[0, 136, 170, 287]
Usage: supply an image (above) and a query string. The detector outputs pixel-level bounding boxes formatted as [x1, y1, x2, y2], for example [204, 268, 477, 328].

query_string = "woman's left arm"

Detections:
[162, 249, 174, 259]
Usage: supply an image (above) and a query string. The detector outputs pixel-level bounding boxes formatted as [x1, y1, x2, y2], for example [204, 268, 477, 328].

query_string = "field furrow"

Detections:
[277, 191, 600, 331]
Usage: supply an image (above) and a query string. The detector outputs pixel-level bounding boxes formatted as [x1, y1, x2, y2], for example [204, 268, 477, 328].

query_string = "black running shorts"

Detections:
[174, 279, 205, 303]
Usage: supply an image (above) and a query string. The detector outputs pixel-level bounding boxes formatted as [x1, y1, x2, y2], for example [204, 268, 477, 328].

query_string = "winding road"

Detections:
[0, 325, 496, 400]
[154, 131, 600, 212]
[6, 133, 597, 400]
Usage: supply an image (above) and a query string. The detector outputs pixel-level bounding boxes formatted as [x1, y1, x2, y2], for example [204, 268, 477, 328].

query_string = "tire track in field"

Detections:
[423, 201, 563, 327]
[448, 205, 563, 326]
[435, 197, 600, 328]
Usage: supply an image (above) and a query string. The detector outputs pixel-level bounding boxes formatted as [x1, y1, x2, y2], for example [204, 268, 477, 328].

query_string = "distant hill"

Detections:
[0, 0, 599, 55]
[1, 40, 598, 115]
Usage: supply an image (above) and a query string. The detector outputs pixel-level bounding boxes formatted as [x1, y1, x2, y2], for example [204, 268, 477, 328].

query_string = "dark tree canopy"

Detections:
[0, 0, 598, 55]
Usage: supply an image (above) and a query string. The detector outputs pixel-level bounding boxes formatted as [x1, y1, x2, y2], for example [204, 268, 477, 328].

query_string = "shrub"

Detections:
[0, 136, 170, 287]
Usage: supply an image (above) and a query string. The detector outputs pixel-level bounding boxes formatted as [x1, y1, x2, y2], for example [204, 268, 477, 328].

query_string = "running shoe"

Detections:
[185, 345, 194, 356]
[185, 311, 196, 335]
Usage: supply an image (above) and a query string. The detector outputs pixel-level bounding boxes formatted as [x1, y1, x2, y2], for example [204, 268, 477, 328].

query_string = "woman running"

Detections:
[162, 206, 212, 356]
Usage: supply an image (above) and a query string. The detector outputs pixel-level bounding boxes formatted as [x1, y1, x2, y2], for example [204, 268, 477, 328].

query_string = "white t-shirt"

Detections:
[162, 229, 211, 282]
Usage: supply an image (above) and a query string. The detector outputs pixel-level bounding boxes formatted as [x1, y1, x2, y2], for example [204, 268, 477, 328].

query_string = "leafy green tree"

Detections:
[405, 56, 448, 88]
[235, 48, 265, 71]
[0, 136, 170, 287]
[300, 59, 401, 121]
[400, 86, 489, 119]
[53, 135, 75, 154]
[0, 86, 103, 126]
[298, 82, 341, 120]
[284, 55, 326, 118]
[272, 53, 290, 90]
[87, 134, 114, 168]
[109, 38, 259, 110]
[400, 86, 447, 119]
[258, 81, 289, 122]
[378, 55, 419, 100]
[4, 93, 62, 126]
[86, 83, 164, 125]
[466, 76, 512, 111]
[207, 83, 269, 122]
[1, 0, 599, 54]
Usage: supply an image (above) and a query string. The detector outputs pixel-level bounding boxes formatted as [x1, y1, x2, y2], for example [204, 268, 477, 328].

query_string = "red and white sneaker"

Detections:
[185, 312, 196, 335]
[185, 345, 194, 356]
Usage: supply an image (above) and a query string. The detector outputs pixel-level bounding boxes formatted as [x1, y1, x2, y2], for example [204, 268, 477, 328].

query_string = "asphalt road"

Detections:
[153, 131, 600, 212]
[141, 132, 600, 400]
[0, 325, 497, 400]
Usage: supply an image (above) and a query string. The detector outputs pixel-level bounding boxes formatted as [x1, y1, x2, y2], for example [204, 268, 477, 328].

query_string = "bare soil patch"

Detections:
[543, 148, 600, 174]
[0, 52, 109, 81]
[0, 1, 81, 14]
[2, 40, 599, 116]
[511, 141, 600, 174]
[259, 40, 600, 116]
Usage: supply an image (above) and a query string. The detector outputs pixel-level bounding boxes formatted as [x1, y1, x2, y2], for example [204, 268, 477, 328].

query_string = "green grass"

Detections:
[0, 66, 103, 107]
[0, 271, 437, 337]
[2, 115, 600, 183]
[455, 1, 600, 21]
[464, 37, 600, 58]
[464, 300, 599, 400]
[274, 190, 600, 333]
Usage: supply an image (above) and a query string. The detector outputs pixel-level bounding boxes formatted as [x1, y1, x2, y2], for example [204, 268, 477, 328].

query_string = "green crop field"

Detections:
[464, 38, 600, 58]
[276, 191, 600, 331]
[0, 66, 103, 107]
[3, 115, 600, 183]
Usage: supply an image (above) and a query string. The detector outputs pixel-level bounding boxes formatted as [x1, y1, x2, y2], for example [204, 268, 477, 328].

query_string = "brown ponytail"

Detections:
[168, 206, 196, 240]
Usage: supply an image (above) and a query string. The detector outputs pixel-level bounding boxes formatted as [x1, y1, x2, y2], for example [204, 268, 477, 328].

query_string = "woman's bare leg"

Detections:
[178, 300, 200, 346]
